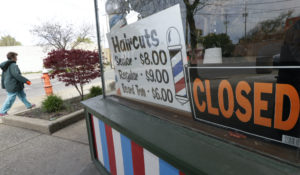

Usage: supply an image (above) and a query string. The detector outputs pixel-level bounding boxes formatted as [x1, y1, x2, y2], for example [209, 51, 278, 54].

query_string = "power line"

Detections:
[211, 0, 296, 7]
[195, 6, 300, 16]
[249, 6, 300, 14]
[237, 0, 294, 6]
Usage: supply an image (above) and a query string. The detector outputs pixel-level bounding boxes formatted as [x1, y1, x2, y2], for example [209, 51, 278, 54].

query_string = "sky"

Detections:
[1, 0, 299, 46]
[0, 0, 104, 46]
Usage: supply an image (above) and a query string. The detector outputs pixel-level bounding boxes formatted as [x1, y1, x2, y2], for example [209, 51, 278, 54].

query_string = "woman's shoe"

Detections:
[0, 113, 8, 117]
[28, 104, 36, 109]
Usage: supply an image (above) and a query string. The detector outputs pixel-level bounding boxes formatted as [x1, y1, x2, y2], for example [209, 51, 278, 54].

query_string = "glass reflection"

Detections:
[106, 0, 300, 65]
[103, 0, 300, 164]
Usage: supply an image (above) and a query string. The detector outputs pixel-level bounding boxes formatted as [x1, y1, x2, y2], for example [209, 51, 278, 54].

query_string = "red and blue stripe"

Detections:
[90, 115, 185, 175]
[169, 48, 188, 102]
[99, 120, 111, 172]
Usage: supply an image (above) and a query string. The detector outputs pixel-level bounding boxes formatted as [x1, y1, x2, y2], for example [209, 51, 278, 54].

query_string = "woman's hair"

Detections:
[7, 52, 18, 60]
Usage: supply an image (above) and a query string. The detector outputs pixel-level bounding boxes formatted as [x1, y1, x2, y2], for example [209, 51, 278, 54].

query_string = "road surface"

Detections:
[0, 68, 115, 114]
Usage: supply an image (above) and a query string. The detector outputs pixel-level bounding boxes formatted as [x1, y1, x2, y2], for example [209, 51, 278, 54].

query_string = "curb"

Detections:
[2, 109, 84, 134]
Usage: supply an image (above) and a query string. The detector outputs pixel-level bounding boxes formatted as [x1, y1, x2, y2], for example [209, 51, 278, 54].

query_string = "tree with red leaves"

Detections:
[44, 49, 100, 100]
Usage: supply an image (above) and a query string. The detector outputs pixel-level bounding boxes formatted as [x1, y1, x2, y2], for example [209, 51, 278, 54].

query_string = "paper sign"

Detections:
[107, 5, 190, 112]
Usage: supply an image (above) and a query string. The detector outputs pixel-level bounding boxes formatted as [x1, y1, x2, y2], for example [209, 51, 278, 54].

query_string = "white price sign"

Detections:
[107, 5, 190, 112]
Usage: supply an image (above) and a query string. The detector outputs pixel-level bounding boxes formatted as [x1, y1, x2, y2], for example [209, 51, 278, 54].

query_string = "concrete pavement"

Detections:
[0, 119, 101, 175]
[0, 69, 116, 174]
[0, 80, 101, 116]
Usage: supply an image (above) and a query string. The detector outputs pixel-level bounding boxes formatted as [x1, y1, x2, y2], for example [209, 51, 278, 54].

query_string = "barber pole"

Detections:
[90, 115, 185, 175]
[167, 27, 188, 105]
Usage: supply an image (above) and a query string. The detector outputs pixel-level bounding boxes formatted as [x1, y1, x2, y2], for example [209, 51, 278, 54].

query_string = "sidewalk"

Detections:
[4, 76, 113, 115]
[1, 85, 93, 116]
[0, 73, 110, 174]
[0, 119, 101, 175]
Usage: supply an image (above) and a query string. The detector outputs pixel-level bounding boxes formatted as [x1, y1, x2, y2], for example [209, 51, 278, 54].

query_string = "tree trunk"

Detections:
[187, 11, 197, 51]
[185, 4, 198, 61]
[74, 84, 83, 100]
[80, 84, 84, 100]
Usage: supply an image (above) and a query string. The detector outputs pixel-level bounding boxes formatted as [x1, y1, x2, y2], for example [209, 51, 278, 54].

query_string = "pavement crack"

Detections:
[0, 133, 43, 153]
[50, 135, 89, 146]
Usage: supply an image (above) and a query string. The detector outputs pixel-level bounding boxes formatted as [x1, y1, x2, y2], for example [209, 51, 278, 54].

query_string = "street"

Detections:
[0, 68, 115, 114]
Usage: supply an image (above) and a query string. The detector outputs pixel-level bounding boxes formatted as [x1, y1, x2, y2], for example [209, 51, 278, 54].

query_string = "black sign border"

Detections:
[187, 66, 300, 147]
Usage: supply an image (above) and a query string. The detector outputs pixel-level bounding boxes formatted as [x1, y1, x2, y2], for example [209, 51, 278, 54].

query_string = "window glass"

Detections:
[101, 0, 300, 165]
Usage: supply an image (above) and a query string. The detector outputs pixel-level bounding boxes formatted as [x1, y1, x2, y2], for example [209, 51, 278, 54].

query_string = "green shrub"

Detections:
[202, 33, 235, 57]
[42, 95, 64, 113]
[87, 86, 103, 99]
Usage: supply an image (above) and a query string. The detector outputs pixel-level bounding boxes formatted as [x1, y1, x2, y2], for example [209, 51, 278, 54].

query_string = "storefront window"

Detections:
[101, 0, 300, 166]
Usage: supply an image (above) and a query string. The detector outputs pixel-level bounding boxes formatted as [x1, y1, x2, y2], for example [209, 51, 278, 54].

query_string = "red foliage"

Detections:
[44, 49, 100, 98]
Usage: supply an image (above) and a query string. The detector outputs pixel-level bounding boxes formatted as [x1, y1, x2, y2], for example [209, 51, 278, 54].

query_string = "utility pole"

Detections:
[94, 0, 106, 98]
[224, 14, 229, 34]
[242, 0, 248, 39]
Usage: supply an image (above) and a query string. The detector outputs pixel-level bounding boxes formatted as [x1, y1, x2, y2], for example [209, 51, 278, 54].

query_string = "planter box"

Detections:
[2, 109, 84, 134]
[82, 96, 300, 175]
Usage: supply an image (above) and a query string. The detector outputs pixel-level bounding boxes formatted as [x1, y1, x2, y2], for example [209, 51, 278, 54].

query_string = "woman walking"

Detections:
[0, 52, 35, 116]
